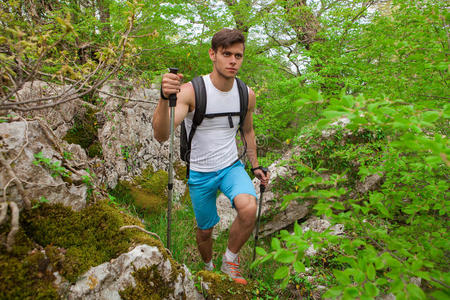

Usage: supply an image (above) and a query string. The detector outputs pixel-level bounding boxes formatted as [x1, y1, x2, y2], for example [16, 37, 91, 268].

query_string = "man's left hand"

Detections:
[253, 168, 270, 188]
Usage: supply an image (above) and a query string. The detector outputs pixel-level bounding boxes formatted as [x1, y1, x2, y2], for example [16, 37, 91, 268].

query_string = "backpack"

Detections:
[180, 76, 249, 178]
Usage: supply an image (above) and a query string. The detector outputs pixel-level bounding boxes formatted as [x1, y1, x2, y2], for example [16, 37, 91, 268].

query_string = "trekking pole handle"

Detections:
[168, 67, 178, 107]
[259, 167, 269, 193]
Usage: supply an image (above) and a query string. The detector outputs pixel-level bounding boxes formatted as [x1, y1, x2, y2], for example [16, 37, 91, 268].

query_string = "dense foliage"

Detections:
[1, 0, 448, 299]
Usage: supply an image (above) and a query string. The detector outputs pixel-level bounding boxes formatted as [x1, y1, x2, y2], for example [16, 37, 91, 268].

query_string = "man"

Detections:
[152, 28, 269, 285]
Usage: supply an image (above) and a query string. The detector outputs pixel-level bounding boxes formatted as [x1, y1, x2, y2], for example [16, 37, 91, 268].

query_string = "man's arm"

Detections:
[152, 73, 194, 143]
[242, 88, 269, 186]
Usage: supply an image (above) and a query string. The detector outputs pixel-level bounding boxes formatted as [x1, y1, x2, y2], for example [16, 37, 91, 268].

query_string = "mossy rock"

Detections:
[195, 271, 256, 299]
[19, 201, 173, 283]
[63, 105, 102, 158]
[119, 265, 174, 300]
[0, 225, 59, 299]
[135, 167, 168, 196]
[130, 186, 167, 214]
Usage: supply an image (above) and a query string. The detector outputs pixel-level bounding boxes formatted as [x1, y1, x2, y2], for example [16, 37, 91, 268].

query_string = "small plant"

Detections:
[63, 151, 73, 160]
[33, 151, 70, 178]
[32, 196, 50, 209]
[121, 145, 130, 160]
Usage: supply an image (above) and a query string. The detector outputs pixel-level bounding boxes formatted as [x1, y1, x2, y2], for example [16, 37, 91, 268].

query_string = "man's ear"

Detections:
[208, 48, 216, 62]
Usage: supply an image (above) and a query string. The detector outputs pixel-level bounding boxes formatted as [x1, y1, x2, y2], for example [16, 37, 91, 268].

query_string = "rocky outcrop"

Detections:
[67, 245, 201, 300]
[96, 81, 184, 194]
[0, 119, 88, 211]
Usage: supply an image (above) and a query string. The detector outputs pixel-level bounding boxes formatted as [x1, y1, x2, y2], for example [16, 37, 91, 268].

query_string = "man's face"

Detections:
[209, 43, 244, 79]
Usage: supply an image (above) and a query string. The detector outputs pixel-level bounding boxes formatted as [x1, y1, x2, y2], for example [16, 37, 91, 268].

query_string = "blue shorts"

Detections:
[188, 160, 257, 230]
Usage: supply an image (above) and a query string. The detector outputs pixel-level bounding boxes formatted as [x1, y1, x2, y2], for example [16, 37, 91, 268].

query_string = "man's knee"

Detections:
[234, 194, 257, 223]
[197, 227, 213, 242]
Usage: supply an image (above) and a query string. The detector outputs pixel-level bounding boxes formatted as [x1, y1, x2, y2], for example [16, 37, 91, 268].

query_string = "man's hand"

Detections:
[161, 72, 183, 99]
[253, 168, 270, 188]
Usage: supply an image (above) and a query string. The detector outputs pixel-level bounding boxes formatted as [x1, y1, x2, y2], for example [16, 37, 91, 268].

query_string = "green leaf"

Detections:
[422, 111, 440, 123]
[255, 247, 267, 256]
[343, 287, 359, 298]
[273, 266, 289, 280]
[367, 263, 376, 281]
[274, 249, 295, 264]
[293, 261, 305, 273]
[390, 278, 404, 293]
[271, 238, 281, 250]
[294, 221, 302, 236]
[406, 283, 426, 299]
[333, 269, 351, 285]
[323, 287, 342, 299]
[280, 276, 290, 289]
[430, 290, 450, 300]
[365, 282, 379, 297]
[342, 95, 354, 108]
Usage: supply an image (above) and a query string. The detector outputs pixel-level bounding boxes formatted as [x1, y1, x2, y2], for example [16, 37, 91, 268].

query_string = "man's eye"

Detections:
[223, 52, 231, 56]
[236, 54, 242, 59]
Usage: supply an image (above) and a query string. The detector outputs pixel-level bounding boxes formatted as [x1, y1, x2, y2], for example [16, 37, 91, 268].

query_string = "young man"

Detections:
[152, 28, 269, 285]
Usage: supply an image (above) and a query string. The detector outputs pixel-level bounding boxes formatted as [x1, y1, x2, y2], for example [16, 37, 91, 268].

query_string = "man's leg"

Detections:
[227, 194, 257, 253]
[196, 227, 214, 263]
[220, 193, 257, 284]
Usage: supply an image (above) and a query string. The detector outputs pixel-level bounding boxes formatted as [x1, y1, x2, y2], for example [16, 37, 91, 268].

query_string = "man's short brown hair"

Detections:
[211, 28, 245, 52]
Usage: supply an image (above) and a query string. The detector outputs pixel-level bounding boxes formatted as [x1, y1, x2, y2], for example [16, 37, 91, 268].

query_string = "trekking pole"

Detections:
[252, 167, 269, 263]
[166, 67, 178, 251]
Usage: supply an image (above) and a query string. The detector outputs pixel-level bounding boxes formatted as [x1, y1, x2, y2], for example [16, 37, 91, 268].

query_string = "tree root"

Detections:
[0, 202, 7, 225]
[0, 153, 31, 209]
[6, 202, 19, 252]
[119, 225, 172, 256]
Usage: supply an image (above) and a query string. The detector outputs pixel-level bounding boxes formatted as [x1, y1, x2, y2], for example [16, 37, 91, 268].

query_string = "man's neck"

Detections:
[209, 70, 235, 92]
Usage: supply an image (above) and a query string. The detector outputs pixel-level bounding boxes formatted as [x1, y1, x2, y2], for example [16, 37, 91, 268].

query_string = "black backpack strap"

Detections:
[235, 77, 249, 160]
[236, 77, 248, 127]
[185, 76, 207, 178]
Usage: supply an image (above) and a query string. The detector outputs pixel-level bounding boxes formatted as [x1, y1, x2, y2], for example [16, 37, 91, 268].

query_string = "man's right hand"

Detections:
[161, 72, 184, 100]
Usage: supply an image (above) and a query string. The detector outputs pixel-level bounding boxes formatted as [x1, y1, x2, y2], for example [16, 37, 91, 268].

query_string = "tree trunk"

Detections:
[97, 0, 111, 34]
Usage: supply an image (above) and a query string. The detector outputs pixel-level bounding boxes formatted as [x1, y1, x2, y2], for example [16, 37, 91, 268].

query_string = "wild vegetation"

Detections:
[0, 0, 448, 299]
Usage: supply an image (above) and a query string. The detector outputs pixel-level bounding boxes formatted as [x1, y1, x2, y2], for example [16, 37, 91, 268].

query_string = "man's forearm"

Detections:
[244, 129, 259, 168]
[152, 99, 170, 142]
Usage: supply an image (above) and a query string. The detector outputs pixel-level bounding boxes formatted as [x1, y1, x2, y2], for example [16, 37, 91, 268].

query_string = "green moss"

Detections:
[130, 186, 167, 214]
[135, 168, 168, 196]
[0, 225, 59, 299]
[20, 201, 175, 283]
[119, 265, 174, 300]
[87, 141, 103, 157]
[63, 105, 102, 158]
[195, 271, 256, 300]
[111, 166, 169, 214]
[173, 160, 187, 182]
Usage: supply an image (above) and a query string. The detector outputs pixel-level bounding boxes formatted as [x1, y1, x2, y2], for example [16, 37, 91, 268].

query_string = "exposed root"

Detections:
[119, 225, 161, 240]
[119, 225, 173, 256]
[0, 153, 31, 209]
[6, 201, 19, 252]
[0, 202, 7, 225]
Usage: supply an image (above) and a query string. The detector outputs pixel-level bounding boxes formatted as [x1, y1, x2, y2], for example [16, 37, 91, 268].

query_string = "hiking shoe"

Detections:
[221, 255, 247, 285]
[204, 262, 215, 271]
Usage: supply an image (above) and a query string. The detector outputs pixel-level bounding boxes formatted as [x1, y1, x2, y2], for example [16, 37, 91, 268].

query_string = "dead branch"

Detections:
[0, 13, 135, 112]
[0, 153, 31, 209]
[1, 32, 70, 105]
[0, 202, 7, 225]
[6, 201, 19, 252]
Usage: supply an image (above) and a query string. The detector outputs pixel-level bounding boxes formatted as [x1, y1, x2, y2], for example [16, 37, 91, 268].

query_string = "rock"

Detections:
[0, 120, 87, 211]
[355, 173, 383, 194]
[67, 244, 202, 300]
[96, 81, 185, 197]
[14, 81, 85, 139]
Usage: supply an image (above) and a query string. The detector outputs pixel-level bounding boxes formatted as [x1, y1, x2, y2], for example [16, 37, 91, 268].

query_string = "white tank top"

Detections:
[184, 74, 241, 172]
